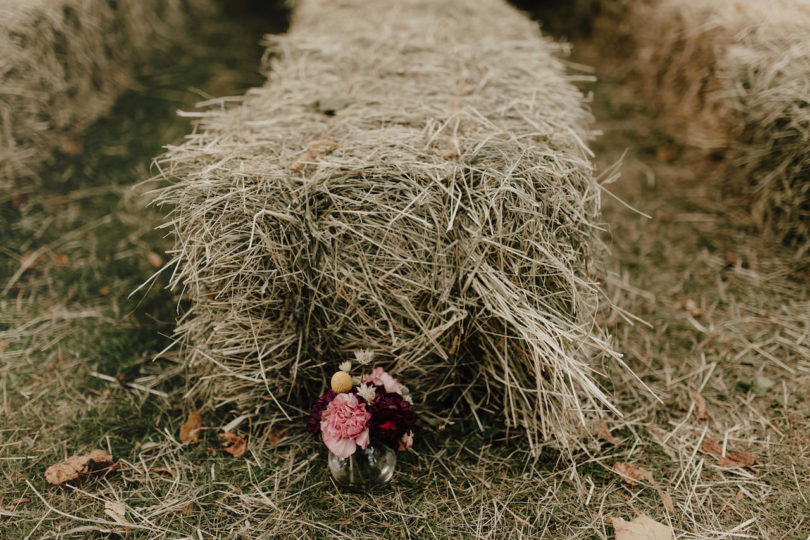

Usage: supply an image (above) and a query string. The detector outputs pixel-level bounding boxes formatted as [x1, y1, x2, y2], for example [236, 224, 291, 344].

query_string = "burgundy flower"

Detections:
[368, 390, 416, 445]
[306, 389, 337, 436]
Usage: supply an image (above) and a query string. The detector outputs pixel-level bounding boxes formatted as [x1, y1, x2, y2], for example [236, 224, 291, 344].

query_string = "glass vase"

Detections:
[328, 442, 396, 490]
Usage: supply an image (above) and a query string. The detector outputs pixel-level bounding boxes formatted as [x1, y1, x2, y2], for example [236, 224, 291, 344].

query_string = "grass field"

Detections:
[1, 5, 809, 539]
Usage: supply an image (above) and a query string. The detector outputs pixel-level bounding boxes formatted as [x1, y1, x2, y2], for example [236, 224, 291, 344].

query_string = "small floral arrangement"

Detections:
[307, 356, 416, 459]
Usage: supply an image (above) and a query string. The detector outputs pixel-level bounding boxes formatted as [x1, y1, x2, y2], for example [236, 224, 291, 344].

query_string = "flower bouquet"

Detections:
[307, 359, 416, 490]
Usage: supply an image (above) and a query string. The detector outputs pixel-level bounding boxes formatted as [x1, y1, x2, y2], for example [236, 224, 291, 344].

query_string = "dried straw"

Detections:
[591, 0, 810, 257]
[0, 0, 214, 185]
[154, 0, 623, 452]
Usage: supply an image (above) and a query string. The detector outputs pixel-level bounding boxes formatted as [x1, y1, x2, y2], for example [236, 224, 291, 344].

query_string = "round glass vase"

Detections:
[328, 442, 396, 490]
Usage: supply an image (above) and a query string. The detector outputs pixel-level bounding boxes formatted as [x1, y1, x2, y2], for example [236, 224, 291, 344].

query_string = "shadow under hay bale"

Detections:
[154, 0, 624, 452]
[587, 0, 810, 258]
[0, 0, 218, 187]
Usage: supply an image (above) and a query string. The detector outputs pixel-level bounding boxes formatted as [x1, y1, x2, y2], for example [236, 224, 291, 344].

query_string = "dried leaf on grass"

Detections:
[267, 427, 291, 447]
[179, 411, 203, 444]
[611, 514, 673, 540]
[701, 437, 757, 468]
[220, 432, 247, 458]
[104, 500, 132, 527]
[614, 462, 675, 514]
[614, 462, 654, 485]
[691, 392, 708, 420]
[44, 450, 117, 485]
[594, 418, 618, 445]
[146, 251, 163, 269]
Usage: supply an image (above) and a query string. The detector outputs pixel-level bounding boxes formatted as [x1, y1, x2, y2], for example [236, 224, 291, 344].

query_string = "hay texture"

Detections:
[593, 0, 810, 256]
[0, 0, 214, 184]
[156, 0, 621, 451]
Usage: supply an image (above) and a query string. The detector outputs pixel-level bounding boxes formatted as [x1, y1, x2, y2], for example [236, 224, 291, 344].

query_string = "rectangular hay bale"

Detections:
[0, 0, 214, 185]
[156, 0, 621, 451]
[592, 0, 810, 256]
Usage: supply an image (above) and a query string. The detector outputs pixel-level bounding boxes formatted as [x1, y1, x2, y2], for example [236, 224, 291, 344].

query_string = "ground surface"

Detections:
[1, 5, 809, 539]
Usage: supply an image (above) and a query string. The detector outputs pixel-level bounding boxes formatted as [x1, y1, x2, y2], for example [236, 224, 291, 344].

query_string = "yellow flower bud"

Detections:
[330, 371, 353, 393]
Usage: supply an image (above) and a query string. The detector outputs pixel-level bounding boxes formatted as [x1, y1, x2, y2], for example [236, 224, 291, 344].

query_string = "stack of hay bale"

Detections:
[593, 0, 810, 257]
[156, 0, 622, 451]
[0, 0, 215, 185]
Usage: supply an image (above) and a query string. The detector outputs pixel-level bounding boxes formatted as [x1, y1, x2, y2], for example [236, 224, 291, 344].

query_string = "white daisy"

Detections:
[356, 383, 377, 403]
[354, 350, 375, 365]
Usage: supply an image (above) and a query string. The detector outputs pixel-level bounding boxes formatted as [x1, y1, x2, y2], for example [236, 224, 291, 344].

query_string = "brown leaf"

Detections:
[179, 411, 203, 444]
[149, 467, 177, 477]
[701, 437, 723, 456]
[54, 254, 69, 266]
[291, 149, 319, 171]
[656, 147, 678, 163]
[220, 432, 247, 458]
[614, 462, 654, 486]
[104, 500, 131, 528]
[611, 514, 673, 540]
[701, 437, 756, 468]
[146, 252, 163, 269]
[44, 450, 116, 485]
[12, 193, 28, 207]
[717, 451, 756, 469]
[594, 419, 618, 445]
[267, 427, 290, 447]
[692, 392, 708, 420]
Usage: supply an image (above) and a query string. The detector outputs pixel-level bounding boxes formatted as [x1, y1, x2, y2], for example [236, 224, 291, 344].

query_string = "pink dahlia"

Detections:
[320, 392, 371, 458]
[364, 367, 402, 394]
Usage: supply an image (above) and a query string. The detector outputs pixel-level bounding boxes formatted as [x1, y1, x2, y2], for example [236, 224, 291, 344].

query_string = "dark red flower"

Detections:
[306, 389, 337, 436]
[368, 391, 416, 445]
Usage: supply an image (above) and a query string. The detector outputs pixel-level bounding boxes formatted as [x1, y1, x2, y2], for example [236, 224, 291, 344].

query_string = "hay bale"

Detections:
[591, 0, 810, 256]
[155, 0, 621, 451]
[0, 0, 215, 184]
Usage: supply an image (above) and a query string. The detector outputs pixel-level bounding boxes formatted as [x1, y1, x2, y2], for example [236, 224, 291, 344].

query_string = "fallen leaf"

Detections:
[656, 147, 678, 163]
[614, 462, 654, 486]
[611, 514, 673, 540]
[146, 251, 163, 269]
[44, 450, 116, 485]
[220, 432, 247, 458]
[659, 490, 675, 514]
[99, 286, 110, 296]
[12, 498, 29, 504]
[701, 437, 723, 456]
[594, 419, 618, 445]
[615, 462, 674, 514]
[60, 137, 83, 155]
[291, 149, 319, 171]
[267, 427, 290, 447]
[149, 467, 177, 477]
[701, 437, 757, 468]
[307, 139, 339, 152]
[54, 254, 69, 266]
[104, 500, 131, 527]
[692, 392, 708, 420]
[717, 451, 756, 468]
[12, 193, 28, 207]
[179, 411, 203, 444]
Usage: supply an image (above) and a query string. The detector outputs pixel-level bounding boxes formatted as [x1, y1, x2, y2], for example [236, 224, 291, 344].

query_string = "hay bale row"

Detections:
[591, 0, 810, 256]
[155, 0, 621, 451]
[0, 0, 215, 185]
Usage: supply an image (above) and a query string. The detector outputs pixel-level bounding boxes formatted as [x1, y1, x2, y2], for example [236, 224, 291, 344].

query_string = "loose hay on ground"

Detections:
[154, 0, 626, 452]
[0, 0, 215, 186]
[589, 0, 810, 257]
